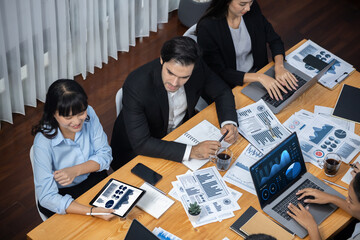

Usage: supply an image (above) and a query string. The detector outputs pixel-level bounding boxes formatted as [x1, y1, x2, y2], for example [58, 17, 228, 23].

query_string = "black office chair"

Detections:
[178, 0, 211, 28]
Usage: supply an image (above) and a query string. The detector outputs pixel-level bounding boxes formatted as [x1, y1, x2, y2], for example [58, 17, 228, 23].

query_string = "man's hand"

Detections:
[221, 124, 238, 144]
[190, 140, 220, 159]
[54, 166, 79, 186]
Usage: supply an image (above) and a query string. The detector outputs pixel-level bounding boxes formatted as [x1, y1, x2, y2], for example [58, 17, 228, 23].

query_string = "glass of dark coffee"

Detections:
[211, 147, 233, 171]
[322, 153, 342, 177]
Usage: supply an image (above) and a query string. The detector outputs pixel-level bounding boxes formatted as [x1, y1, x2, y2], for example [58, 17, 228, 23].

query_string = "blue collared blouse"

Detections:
[32, 106, 112, 214]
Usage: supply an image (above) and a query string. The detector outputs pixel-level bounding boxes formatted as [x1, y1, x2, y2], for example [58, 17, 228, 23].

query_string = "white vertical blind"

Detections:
[0, 0, 180, 128]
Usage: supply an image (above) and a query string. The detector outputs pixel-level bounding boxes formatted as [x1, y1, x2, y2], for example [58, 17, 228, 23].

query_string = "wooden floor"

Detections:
[1, 1, 359, 239]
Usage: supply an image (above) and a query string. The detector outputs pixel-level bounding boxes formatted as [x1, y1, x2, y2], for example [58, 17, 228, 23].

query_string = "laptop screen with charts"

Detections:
[249, 132, 344, 238]
[241, 60, 336, 114]
[124, 219, 159, 240]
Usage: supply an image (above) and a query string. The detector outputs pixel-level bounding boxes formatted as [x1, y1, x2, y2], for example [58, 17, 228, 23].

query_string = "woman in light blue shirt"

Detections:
[31, 79, 114, 220]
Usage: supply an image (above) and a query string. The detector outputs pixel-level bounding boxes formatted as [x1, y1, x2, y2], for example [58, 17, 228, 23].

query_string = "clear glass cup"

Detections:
[210, 147, 233, 171]
[319, 153, 342, 177]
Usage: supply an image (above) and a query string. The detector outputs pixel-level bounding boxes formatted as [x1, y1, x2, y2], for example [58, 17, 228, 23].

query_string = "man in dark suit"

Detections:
[110, 36, 238, 171]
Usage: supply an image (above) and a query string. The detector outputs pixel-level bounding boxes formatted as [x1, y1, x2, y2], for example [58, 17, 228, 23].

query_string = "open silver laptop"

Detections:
[249, 132, 345, 238]
[242, 60, 336, 114]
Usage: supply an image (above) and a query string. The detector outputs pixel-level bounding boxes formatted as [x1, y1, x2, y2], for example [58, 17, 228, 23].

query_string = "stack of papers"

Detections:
[283, 108, 360, 167]
[170, 167, 242, 228]
[286, 40, 355, 89]
[237, 99, 290, 153]
[223, 144, 263, 195]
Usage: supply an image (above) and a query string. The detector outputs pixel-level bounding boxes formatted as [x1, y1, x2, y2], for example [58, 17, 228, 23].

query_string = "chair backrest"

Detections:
[30, 146, 48, 221]
[183, 24, 197, 42]
[183, 24, 209, 112]
[178, 0, 211, 28]
[115, 88, 123, 116]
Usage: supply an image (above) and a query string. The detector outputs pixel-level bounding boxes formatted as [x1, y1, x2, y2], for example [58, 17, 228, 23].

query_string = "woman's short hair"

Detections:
[160, 36, 201, 66]
[32, 79, 88, 139]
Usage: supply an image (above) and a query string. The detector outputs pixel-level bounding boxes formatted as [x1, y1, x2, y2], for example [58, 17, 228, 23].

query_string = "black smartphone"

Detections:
[303, 54, 328, 71]
[131, 163, 162, 185]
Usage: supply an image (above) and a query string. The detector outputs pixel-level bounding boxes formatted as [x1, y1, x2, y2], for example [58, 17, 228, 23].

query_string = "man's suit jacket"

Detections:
[110, 58, 237, 170]
[197, 0, 285, 89]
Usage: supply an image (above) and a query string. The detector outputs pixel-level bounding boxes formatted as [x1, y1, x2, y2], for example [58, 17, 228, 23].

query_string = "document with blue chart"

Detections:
[285, 114, 360, 165]
[90, 178, 145, 218]
[223, 144, 263, 195]
[286, 39, 355, 89]
[173, 166, 240, 228]
[237, 99, 291, 153]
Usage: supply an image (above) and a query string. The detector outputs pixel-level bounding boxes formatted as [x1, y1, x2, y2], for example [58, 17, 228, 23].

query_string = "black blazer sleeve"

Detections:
[199, 60, 238, 125]
[197, 18, 245, 88]
[122, 68, 186, 163]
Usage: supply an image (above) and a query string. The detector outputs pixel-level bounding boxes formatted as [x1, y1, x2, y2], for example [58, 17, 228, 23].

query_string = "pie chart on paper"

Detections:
[334, 129, 347, 139]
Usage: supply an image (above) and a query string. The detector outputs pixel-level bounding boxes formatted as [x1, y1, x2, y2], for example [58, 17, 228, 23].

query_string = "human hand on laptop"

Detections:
[296, 188, 333, 204]
[274, 65, 298, 91]
[257, 73, 287, 101]
[287, 203, 321, 240]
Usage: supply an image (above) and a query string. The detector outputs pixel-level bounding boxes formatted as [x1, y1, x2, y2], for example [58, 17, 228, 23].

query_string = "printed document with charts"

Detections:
[237, 99, 290, 153]
[170, 167, 241, 228]
[175, 120, 231, 171]
[284, 113, 360, 166]
[286, 39, 355, 89]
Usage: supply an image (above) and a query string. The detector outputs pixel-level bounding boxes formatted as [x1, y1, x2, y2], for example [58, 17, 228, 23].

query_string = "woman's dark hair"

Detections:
[245, 233, 276, 240]
[31, 79, 88, 139]
[199, 0, 232, 22]
[160, 36, 201, 66]
[353, 173, 360, 202]
[196, 0, 257, 34]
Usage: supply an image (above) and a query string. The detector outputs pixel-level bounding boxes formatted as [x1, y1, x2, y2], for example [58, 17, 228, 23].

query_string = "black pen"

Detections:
[350, 163, 358, 170]
[219, 130, 229, 142]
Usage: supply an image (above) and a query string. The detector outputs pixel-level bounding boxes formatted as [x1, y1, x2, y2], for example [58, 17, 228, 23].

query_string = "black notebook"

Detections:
[230, 206, 257, 237]
[333, 84, 360, 123]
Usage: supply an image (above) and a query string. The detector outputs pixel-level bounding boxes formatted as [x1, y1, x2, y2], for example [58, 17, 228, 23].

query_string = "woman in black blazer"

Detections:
[197, 0, 297, 101]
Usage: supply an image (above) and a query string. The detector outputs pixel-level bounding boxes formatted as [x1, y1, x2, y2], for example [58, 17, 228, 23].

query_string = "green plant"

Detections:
[188, 202, 201, 216]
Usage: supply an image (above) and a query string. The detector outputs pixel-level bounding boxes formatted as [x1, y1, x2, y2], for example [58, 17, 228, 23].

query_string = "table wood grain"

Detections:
[27, 40, 359, 240]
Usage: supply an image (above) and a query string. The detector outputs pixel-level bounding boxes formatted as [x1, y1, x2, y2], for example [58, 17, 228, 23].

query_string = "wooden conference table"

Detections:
[28, 40, 360, 240]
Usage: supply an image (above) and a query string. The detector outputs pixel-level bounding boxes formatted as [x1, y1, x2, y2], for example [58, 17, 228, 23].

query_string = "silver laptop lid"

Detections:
[250, 132, 307, 209]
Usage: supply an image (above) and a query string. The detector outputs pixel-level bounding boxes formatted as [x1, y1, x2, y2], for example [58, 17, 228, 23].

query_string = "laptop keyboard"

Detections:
[272, 179, 324, 221]
[262, 74, 307, 107]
